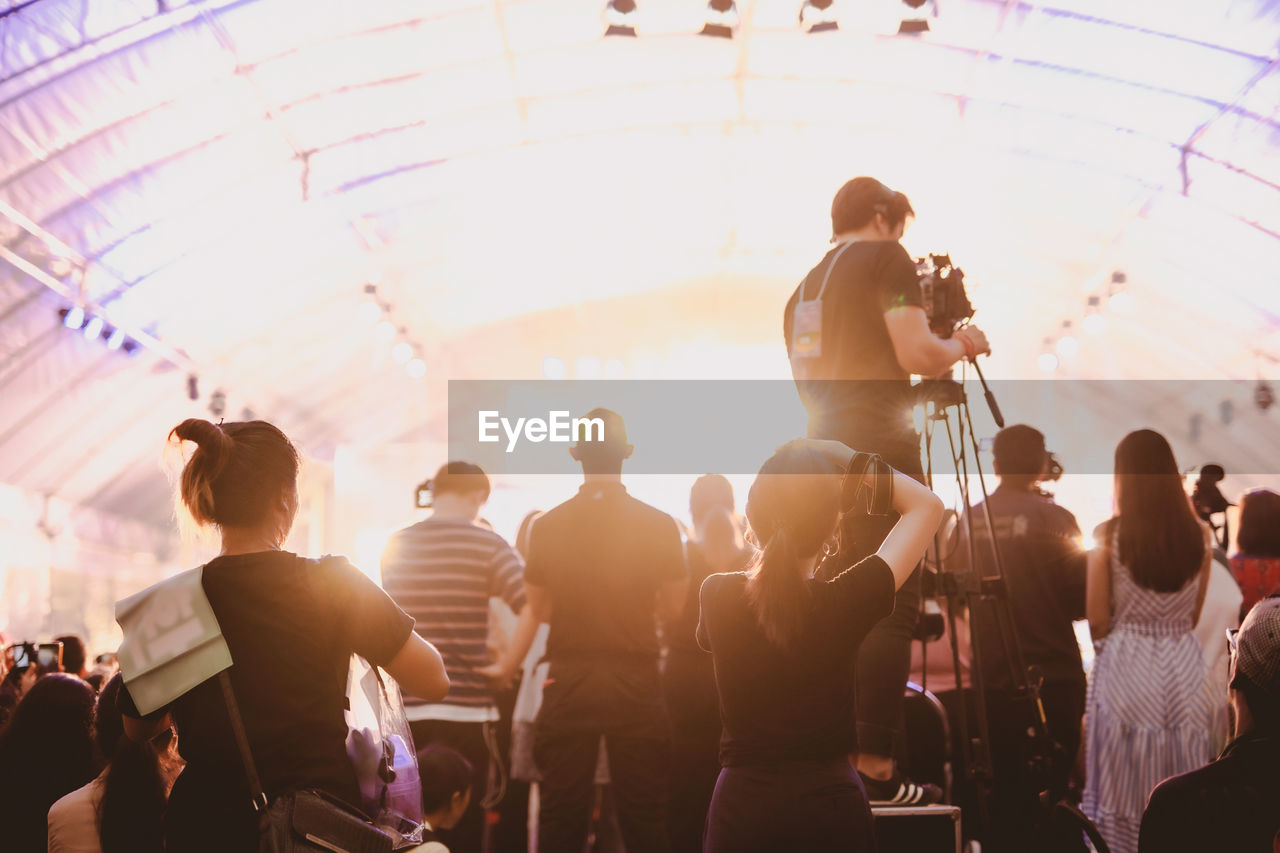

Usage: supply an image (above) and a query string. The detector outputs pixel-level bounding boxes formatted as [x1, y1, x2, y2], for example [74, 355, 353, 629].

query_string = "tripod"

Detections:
[917, 361, 1055, 846]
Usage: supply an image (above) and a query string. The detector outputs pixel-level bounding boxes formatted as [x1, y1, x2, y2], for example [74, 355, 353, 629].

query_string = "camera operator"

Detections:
[783, 176, 989, 804]
[946, 425, 1087, 852]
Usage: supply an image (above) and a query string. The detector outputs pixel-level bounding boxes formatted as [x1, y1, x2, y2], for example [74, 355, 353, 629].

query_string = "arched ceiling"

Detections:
[1, 0, 1278, 528]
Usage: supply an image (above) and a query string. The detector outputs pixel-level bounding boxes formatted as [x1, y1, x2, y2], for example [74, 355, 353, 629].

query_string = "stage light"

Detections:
[1056, 335, 1079, 358]
[187, 374, 199, 401]
[1037, 352, 1059, 372]
[1108, 290, 1134, 313]
[1082, 312, 1106, 335]
[701, 0, 738, 38]
[83, 316, 104, 340]
[357, 301, 381, 324]
[63, 306, 85, 330]
[392, 342, 413, 364]
[898, 0, 932, 34]
[374, 320, 396, 342]
[799, 0, 838, 32]
[604, 0, 637, 36]
[542, 356, 567, 380]
[406, 358, 427, 380]
[106, 328, 126, 350]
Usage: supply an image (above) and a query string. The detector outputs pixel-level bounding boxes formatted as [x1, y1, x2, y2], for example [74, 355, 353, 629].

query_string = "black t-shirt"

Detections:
[954, 486, 1086, 689]
[524, 482, 686, 663]
[121, 552, 414, 847]
[1139, 733, 1280, 852]
[696, 555, 895, 766]
[784, 240, 923, 448]
[667, 541, 752, 657]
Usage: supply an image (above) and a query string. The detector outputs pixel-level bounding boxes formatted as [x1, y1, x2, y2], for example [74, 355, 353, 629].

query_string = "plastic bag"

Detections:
[345, 655, 424, 849]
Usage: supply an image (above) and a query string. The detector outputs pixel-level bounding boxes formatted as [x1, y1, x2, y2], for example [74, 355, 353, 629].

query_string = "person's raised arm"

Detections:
[385, 633, 449, 703]
[875, 469, 946, 590]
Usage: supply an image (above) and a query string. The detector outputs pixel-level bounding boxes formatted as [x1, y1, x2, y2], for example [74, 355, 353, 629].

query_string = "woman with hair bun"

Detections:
[120, 418, 450, 853]
[697, 439, 944, 852]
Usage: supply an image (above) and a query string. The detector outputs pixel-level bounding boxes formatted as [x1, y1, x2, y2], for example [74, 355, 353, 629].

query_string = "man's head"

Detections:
[690, 473, 735, 531]
[830, 177, 914, 242]
[53, 635, 86, 677]
[1229, 595, 1280, 736]
[426, 461, 490, 520]
[568, 407, 633, 476]
[992, 424, 1048, 490]
[417, 744, 473, 830]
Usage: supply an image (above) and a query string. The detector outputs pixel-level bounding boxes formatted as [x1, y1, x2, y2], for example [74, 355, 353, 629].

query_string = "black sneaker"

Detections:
[858, 770, 944, 806]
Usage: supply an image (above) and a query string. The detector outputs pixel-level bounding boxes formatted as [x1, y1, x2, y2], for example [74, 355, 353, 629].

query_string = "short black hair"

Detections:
[417, 744, 472, 813]
[1231, 670, 1280, 733]
[993, 424, 1047, 478]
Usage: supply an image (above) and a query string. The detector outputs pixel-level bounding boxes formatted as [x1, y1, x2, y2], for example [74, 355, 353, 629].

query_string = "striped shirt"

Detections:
[381, 517, 527, 712]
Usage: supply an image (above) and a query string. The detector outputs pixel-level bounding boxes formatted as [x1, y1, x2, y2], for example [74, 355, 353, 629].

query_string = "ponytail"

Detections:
[98, 735, 167, 853]
[170, 418, 234, 526]
[745, 526, 812, 650]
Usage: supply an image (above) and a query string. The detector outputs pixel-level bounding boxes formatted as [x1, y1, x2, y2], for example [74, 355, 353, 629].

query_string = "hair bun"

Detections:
[172, 418, 223, 447]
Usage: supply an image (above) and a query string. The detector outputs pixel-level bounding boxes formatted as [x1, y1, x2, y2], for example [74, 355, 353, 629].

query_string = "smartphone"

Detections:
[10, 644, 33, 670]
[37, 642, 63, 671]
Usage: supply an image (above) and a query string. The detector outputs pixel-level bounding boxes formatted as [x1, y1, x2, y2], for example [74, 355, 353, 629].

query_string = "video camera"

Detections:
[917, 253, 975, 338]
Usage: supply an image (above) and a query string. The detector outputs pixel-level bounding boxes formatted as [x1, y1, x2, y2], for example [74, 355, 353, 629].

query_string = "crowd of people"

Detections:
[0, 175, 1278, 853]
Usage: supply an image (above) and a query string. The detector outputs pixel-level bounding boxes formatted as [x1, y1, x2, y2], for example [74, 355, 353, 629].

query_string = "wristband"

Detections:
[956, 329, 977, 360]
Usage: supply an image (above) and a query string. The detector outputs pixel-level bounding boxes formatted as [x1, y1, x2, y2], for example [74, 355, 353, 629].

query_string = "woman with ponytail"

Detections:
[118, 419, 450, 852]
[48, 673, 182, 853]
[697, 439, 943, 852]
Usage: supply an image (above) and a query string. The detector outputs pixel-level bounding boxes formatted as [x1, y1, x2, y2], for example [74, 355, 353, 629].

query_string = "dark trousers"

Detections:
[814, 434, 926, 760]
[534, 729, 671, 853]
[703, 760, 875, 853]
[939, 678, 1086, 853]
[663, 653, 722, 853]
[411, 719, 495, 853]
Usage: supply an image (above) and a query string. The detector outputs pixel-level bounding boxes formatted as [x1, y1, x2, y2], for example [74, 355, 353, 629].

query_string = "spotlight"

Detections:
[406, 358, 427, 380]
[187, 374, 199, 401]
[357, 300, 382, 325]
[209, 389, 227, 418]
[83, 316, 104, 340]
[106, 328, 126, 350]
[604, 0, 637, 36]
[374, 320, 396, 342]
[1082, 312, 1106, 335]
[63, 306, 85, 330]
[1108, 290, 1134, 313]
[799, 0, 838, 32]
[392, 341, 414, 364]
[898, 0, 932, 34]
[701, 0, 738, 38]
[1037, 352, 1059, 372]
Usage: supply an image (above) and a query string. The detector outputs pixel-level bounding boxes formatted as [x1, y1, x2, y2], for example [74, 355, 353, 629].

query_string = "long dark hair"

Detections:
[1113, 429, 1204, 592]
[0, 673, 97, 850]
[97, 674, 168, 853]
[744, 443, 842, 649]
[1237, 488, 1280, 556]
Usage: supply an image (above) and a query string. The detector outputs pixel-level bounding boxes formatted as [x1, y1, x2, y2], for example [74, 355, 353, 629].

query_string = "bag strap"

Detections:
[799, 239, 858, 303]
[218, 669, 270, 816]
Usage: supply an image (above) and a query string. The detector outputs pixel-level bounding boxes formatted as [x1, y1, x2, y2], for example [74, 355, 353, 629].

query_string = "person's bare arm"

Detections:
[525, 581, 553, 624]
[1191, 522, 1214, 627]
[1086, 544, 1112, 641]
[476, 604, 540, 689]
[385, 633, 449, 702]
[883, 307, 989, 376]
[875, 470, 945, 590]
